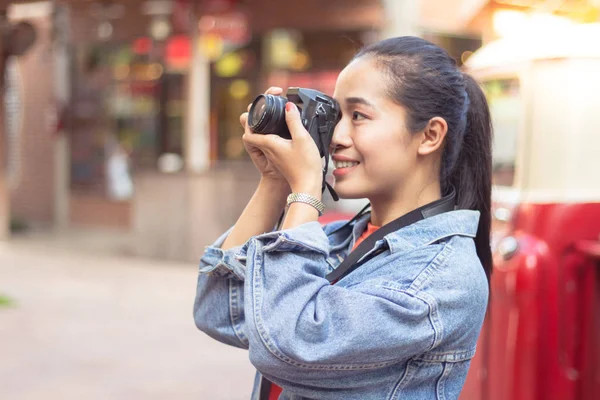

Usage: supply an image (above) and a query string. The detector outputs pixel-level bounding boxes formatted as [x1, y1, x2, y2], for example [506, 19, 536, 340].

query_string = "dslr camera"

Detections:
[247, 87, 341, 157]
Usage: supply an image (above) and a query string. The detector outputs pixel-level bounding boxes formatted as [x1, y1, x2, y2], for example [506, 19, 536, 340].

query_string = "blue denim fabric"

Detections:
[194, 210, 489, 400]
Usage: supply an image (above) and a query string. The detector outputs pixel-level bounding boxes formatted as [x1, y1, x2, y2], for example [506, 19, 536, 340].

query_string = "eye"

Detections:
[352, 112, 367, 121]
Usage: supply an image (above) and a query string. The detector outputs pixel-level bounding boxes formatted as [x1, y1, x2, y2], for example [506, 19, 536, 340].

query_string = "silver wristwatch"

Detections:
[286, 193, 325, 216]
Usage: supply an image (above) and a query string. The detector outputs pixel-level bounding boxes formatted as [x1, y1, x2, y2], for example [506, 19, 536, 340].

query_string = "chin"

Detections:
[333, 183, 368, 200]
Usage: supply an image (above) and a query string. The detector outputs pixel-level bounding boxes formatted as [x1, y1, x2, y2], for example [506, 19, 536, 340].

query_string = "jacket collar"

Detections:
[349, 209, 480, 254]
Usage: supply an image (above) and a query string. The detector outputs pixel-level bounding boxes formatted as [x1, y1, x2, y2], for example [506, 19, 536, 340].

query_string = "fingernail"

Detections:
[285, 102, 296, 113]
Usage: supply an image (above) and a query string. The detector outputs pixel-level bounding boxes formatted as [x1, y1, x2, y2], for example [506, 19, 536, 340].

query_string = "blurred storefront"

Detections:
[132, 0, 384, 260]
[66, 1, 192, 229]
[1, 0, 384, 260]
[6, 0, 596, 259]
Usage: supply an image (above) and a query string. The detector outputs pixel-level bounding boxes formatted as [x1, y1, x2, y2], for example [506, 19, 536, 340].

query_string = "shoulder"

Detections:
[414, 234, 488, 300]
[355, 210, 482, 285]
[380, 236, 488, 355]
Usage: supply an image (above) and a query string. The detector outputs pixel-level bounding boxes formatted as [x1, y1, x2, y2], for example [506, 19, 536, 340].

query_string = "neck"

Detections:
[369, 181, 442, 227]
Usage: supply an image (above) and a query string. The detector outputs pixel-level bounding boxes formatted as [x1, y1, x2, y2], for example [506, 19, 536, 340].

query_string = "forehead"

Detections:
[334, 57, 388, 100]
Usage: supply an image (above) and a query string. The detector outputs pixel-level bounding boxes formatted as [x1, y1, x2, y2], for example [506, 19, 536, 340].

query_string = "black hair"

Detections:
[355, 36, 493, 279]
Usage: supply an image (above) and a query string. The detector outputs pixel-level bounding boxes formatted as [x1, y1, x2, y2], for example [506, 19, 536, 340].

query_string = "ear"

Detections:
[417, 117, 448, 156]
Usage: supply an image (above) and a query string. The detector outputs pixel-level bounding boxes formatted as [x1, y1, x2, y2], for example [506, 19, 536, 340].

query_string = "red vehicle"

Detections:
[460, 24, 600, 400]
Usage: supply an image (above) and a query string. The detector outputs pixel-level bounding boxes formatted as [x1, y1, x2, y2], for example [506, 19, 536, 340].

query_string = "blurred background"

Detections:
[1, 1, 599, 399]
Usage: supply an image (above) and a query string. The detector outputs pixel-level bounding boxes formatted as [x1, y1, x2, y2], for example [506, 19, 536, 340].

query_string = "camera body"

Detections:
[247, 87, 341, 157]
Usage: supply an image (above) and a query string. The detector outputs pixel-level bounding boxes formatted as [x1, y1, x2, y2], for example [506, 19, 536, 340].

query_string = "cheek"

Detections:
[357, 128, 415, 180]
[356, 124, 411, 163]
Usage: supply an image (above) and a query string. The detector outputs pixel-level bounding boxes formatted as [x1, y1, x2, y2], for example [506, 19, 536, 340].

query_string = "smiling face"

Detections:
[330, 56, 423, 202]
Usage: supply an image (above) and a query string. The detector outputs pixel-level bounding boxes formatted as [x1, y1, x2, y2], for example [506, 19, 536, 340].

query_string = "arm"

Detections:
[195, 86, 293, 347]
[222, 178, 290, 250]
[242, 99, 325, 233]
[223, 85, 292, 250]
[194, 178, 289, 347]
[243, 223, 437, 386]
[193, 228, 248, 348]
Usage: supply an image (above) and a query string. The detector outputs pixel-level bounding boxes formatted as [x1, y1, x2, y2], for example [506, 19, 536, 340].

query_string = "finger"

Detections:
[247, 88, 283, 112]
[243, 131, 288, 151]
[247, 87, 283, 113]
[265, 86, 283, 96]
[241, 112, 256, 136]
[285, 102, 310, 141]
[243, 132, 271, 149]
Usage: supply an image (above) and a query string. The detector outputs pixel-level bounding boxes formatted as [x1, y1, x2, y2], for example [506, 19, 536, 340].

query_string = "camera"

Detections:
[247, 87, 341, 157]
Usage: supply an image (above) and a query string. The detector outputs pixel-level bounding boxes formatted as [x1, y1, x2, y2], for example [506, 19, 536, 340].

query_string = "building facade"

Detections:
[6, 0, 585, 259]
[1, 0, 386, 260]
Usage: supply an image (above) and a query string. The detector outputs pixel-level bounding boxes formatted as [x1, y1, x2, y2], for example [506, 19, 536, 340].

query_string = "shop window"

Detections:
[70, 41, 187, 196]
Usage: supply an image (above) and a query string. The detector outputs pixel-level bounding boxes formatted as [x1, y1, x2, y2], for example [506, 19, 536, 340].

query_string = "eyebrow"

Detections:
[345, 97, 376, 109]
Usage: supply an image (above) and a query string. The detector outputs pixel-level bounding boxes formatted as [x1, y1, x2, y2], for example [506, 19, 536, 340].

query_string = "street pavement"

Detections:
[0, 237, 256, 400]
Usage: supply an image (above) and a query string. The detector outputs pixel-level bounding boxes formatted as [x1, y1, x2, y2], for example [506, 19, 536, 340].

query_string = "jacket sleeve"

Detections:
[193, 228, 249, 349]
[243, 222, 437, 385]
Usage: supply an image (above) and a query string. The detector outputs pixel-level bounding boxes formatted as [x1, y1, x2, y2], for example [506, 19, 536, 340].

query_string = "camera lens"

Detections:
[250, 96, 267, 122]
[247, 94, 290, 138]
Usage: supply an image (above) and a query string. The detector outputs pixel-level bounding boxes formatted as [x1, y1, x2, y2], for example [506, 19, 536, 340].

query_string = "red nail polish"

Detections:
[286, 102, 294, 112]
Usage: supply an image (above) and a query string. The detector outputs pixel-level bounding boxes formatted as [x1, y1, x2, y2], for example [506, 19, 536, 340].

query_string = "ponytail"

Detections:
[451, 73, 493, 279]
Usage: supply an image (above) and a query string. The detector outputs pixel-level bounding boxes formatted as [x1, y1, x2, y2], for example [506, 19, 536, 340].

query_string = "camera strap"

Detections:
[315, 108, 340, 202]
[326, 187, 456, 283]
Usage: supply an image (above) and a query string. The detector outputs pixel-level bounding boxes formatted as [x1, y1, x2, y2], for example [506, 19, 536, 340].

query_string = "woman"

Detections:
[194, 36, 492, 400]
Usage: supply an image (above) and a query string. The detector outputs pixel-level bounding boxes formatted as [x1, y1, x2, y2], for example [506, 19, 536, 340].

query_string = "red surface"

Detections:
[461, 202, 600, 400]
[268, 384, 283, 400]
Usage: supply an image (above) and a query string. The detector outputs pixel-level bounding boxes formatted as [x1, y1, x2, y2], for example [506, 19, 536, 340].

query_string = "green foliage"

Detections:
[0, 294, 16, 308]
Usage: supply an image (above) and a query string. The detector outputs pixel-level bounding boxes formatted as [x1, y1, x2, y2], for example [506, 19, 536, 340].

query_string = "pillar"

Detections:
[0, 9, 9, 240]
[51, 3, 70, 230]
[185, 2, 211, 172]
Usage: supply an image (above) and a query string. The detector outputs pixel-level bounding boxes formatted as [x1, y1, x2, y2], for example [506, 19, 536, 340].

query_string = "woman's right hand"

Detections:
[240, 87, 287, 183]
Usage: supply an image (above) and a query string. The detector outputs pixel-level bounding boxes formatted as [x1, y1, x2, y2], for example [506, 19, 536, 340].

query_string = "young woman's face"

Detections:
[331, 57, 421, 200]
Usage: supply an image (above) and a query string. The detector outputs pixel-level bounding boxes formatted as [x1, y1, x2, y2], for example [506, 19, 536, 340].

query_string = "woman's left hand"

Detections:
[243, 102, 323, 196]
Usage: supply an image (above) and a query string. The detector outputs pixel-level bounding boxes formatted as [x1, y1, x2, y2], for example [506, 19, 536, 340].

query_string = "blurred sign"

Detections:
[142, 0, 174, 16]
[166, 35, 191, 69]
[200, 0, 237, 14]
[173, 0, 192, 32]
[198, 10, 250, 46]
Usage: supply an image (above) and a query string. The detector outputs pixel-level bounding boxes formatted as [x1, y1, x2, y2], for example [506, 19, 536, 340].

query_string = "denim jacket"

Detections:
[194, 210, 489, 400]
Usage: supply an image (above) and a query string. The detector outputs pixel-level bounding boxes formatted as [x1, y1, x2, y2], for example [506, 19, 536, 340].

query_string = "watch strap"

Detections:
[286, 193, 325, 216]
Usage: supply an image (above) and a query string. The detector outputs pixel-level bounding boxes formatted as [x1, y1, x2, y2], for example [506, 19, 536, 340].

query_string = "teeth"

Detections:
[334, 161, 359, 169]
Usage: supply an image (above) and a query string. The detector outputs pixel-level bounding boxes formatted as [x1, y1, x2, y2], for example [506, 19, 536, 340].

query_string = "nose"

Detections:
[329, 120, 352, 153]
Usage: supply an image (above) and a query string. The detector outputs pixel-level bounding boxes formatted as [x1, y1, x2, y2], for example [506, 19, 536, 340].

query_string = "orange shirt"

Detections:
[352, 223, 381, 251]
[268, 222, 379, 400]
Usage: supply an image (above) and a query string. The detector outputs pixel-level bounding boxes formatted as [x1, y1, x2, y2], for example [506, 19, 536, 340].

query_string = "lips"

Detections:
[331, 154, 360, 163]
[331, 154, 360, 177]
